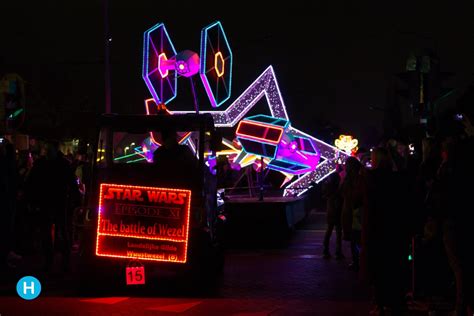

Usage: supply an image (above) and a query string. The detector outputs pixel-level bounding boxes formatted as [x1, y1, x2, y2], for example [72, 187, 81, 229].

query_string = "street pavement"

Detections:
[0, 211, 432, 315]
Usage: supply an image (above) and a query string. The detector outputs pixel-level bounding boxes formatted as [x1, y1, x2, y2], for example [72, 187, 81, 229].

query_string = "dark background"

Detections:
[2, 1, 473, 143]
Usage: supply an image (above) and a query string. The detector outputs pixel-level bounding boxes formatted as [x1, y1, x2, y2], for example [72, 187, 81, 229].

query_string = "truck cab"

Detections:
[78, 113, 225, 288]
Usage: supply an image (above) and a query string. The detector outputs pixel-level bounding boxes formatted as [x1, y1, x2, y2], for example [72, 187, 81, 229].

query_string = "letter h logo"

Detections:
[16, 276, 41, 300]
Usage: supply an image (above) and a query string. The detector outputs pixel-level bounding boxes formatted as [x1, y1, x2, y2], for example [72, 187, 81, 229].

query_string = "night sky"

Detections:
[2, 1, 473, 143]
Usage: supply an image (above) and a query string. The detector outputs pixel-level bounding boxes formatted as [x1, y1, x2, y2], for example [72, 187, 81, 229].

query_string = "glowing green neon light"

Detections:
[8, 108, 24, 119]
[114, 152, 141, 161]
[126, 157, 147, 163]
[114, 146, 143, 161]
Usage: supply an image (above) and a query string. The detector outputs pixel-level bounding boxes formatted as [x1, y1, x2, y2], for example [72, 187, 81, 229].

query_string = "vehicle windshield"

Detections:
[96, 128, 208, 166]
[112, 131, 198, 164]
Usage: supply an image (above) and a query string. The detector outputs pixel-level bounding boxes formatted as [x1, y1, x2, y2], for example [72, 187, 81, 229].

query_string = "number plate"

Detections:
[126, 266, 145, 285]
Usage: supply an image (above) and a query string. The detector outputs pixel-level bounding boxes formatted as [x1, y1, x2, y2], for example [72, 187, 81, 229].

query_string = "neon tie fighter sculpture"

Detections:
[142, 21, 232, 107]
[236, 115, 320, 175]
[142, 21, 349, 197]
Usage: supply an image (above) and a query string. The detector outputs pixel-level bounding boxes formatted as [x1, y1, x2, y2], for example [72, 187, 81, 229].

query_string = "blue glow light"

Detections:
[200, 21, 233, 108]
[142, 23, 178, 105]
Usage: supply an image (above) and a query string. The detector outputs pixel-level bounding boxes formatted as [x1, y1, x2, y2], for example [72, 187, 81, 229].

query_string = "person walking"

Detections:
[366, 147, 411, 315]
[341, 157, 365, 269]
[322, 170, 343, 259]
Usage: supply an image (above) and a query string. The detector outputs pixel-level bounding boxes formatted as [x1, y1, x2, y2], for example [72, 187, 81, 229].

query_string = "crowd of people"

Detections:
[322, 94, 474, 315]
[1, 91, 473, 315]
[0, 140, 88, 274]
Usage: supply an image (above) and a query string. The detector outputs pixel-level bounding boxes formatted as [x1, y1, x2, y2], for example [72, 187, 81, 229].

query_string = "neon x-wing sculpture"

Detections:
[141, 21, 349, 196]
[236, 115, 320, 175]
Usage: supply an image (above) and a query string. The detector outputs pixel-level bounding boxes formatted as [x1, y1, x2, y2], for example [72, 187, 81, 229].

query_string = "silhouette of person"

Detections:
[26, 141, 80, 272]
[152, 129, 199, 191]
[322, 170, 343, 259]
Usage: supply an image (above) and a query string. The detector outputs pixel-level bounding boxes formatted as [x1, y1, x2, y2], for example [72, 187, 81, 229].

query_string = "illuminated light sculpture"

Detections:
[175, 50, 200, 77]
[142, 21, 349, 196]
[206, 155, 217, 175]
[236, 116, 286, 148]
[96, 183, 191, 263]
[126, 157, 147, 164]
[280, 172, 295, 188]
[172, 64, 349, 195]
[236, 115, 320, 175]
[132, 146, 152, 163]
[113, 146, 146, 162]
[283, 129, 349, 197]
[145, 98, 170, 116]
[139, 137, 159, 162]
[217, 137, 263, 171]
[143, 21, 232, 109]
[335, 135, 359, 155]
[142, 23, 178, 104]
[252, 158, 267, 172]
[200, 21, 233, 107]
[204, 149, 239, 158]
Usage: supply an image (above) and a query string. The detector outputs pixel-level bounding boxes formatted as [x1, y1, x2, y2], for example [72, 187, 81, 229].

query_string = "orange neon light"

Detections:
[214, 51, 225, 77]
[222, 138, 240, 151]
[158, 53, 169, 78]
[178, 132, 192, 145]
[145, 98, 172, 116]
[204, 149, 238, 157]
[99, 232, 187, 242]
[240, 155, 257, 167]
[236, 120, 284, 145]
[95, 183, 191, 263]
[239, 155, 270, 168]
[95, 247, 182, 262]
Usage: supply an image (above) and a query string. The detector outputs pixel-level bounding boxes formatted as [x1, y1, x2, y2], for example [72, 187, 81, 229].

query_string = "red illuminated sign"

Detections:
[96, 183, 191, 263]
